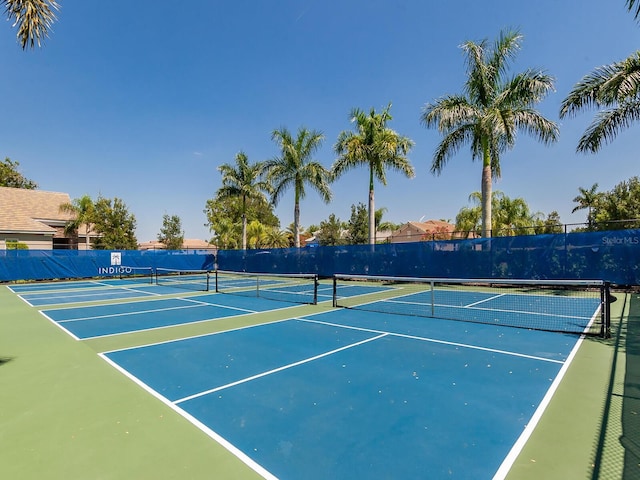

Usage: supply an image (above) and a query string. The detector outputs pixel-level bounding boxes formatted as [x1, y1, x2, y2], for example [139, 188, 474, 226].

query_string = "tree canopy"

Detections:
[0, 158, 37, 189]
[92, 196, 138, 249]
[158, 214, 184, 250]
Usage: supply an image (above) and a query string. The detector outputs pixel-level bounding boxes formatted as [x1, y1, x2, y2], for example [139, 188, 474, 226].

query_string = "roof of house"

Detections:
[138, 239, 215, 250]
[398, 220, 456, 233]
[0, 186, 75, 234]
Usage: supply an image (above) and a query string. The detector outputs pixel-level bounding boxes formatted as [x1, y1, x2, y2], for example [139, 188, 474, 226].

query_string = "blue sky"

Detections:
[1, 0, 638, 242]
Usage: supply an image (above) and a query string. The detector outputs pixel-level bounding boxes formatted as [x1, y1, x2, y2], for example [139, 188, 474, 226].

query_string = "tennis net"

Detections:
[155, 268, 211, 291]
[118, 266, 153, 284]
[215, 270, 318, 305]
[332, 274, 611, 336]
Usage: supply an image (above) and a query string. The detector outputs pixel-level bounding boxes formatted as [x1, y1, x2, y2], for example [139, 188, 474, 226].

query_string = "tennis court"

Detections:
[101, 303, 592, 479]
[69, 273, 602, 479]
[1, 269, 628, 479]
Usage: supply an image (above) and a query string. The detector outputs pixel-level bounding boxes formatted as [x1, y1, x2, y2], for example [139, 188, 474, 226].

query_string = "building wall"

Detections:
[1, 234, 53, 250]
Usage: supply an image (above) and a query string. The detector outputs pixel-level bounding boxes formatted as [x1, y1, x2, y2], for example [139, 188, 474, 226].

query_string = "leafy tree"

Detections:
[347, 203, 368, 245]
[317, 214, 346, 246]
[421, 29, 559, 237]
[209, 217, 239, 250]
[6, 240, 28, 249]
[158, 214, 184, 250]
[560, 52, 640, 153]
[455, 200, 482, 239]
[59, 194, 95, 249]
[266, 126, 332, 248]
[593, 177, 640, 229]
[216, 151, 270, 250]
[536, 211, 563, 234]
[333, 104, 414, 245]
[204, 193, 278, 249]
[572, 183, 602, 230]
[2, 0, 58, 49]
[92, 196, 137, 250]
[0, 158, 37, 189]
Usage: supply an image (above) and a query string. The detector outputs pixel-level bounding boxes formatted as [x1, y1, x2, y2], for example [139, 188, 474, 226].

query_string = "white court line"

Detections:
[57, 303, 205, 323]
[174, 333, 388, 404]
[383, 298, 592, 320]
[491, 331, 588, 479]
[99, 353, 279, 480]
[298, 317, 564, 364]
[24, 287, 154, 303]
[465, 293, 507, 307]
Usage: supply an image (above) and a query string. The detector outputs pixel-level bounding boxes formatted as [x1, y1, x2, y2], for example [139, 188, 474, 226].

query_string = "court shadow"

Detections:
[590, 292, 640, 480]
[0, 357, 13, 366]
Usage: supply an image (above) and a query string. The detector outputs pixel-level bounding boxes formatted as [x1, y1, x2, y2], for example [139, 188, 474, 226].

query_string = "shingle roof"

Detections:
[0, 186, 75, 234]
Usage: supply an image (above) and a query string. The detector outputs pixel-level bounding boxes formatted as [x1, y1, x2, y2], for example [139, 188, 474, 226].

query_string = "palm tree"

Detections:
[333, 104, 415, 245]
[266, 127, 332, 248]
[572, 183, 601, 229]
[559, 52, 640, 153]
[217, 151, 269, 250]
[3, 0, 59, 49]
[493, 193, 542, 236]
[59, 195, 95, 250]
[628, 0, 640, 19]
[421, 29, 559, 238]
[263, 227, 290, 248]
[246, 220, 267, 249]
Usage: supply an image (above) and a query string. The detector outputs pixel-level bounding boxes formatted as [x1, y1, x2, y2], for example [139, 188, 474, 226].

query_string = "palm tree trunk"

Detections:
[368, 166, 375, 245]
[241, 195, 247, 250]
[242, 214, 247, 250]
[294, 202, 300, 248]
[481, 146, 492, 238]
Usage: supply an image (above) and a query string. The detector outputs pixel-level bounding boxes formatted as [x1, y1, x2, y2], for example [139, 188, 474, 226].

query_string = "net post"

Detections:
[206, 271, 210, 292]
[256, 275, 260, 298]
[430, 281, 435, 317]
[332, 276, 337, 307]
[313, 275, 318, 305]
[603, 282, 612, 339]
[214, 269, 219, 293]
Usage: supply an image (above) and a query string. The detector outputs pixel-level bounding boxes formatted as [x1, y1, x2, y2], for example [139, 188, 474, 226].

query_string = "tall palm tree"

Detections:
[421, 29, 559, 238]
[3, 0, 59, 49]
[217, 151, 269, 250]
[333, 104, 415, 245]
[572, 183, 601, 229]
[59, 195, 95, 250]
[559, 52, 640, 153]
[265, 127, 332, 248]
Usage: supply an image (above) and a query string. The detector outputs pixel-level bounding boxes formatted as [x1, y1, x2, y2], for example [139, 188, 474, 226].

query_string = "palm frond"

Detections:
[628, 0, 640, 20]
[4, 0, 59, 49]
[576, 99, 640, 153]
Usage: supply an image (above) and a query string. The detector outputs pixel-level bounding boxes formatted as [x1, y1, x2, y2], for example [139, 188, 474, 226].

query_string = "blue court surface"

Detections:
[102, 308, 584, 479]
[41, 294, 301, 340]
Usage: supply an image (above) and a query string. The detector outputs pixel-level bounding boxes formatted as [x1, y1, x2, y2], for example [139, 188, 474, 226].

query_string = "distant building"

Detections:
[138, 238, 216, 251]
[0, 186, 96, 250]
[388, 220, 462, 243]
